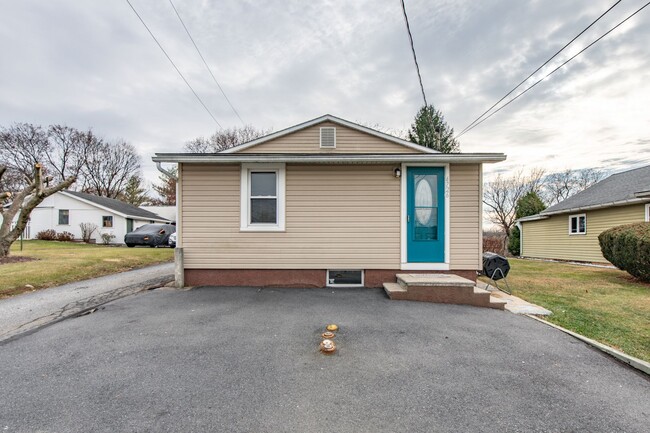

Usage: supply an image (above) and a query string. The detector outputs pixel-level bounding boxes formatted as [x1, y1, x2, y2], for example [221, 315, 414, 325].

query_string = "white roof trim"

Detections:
[220, 114, 440, 154]
[153, 153, 506, 164]
[518, 197, 650, 222]
[58, 191, 168, 222]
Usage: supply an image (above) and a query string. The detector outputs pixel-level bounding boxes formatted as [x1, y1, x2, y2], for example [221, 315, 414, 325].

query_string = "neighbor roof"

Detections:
[520, 165, 650, 221]
[62, 191, 168, 222]
[220, 114, 440, 154]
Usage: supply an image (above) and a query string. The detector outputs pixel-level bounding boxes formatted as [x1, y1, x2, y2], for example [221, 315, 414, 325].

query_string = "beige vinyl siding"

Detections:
[449, 164, 481, 270]
[181, 163, 482, 270]
[182, 164, 401, 269]
[521, 204, 647, 263]
[237, 122, 424, 154]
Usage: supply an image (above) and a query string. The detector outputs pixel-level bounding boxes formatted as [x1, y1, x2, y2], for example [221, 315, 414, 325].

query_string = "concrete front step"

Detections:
[384, 274, 506, 310]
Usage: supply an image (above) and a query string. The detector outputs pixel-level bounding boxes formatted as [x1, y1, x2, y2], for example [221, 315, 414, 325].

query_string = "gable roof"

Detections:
[221, 114, 439, 154]
[61, 191, 169, 222]
[520, 165, 650, 221]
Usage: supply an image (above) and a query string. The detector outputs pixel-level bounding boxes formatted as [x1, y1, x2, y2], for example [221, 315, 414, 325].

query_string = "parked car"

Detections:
[168, 232, 177, 248]
[124, 224, 176, 248]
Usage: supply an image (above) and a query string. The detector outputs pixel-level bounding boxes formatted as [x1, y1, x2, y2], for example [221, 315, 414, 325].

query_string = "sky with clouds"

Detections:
[1, 0, 649, 186]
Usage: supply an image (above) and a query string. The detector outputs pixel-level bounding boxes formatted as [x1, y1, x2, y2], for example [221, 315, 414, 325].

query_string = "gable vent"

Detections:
[320, 127, 336, 148]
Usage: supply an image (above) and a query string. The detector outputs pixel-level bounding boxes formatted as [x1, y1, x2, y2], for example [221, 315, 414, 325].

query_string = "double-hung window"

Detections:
[58, 209, 69, 225]
[569, 214, 586, 235]
[241, 163, 285, 231]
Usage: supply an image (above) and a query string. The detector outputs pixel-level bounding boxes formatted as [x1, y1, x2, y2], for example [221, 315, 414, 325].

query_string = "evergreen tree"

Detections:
[408, 104, 460, 153]
[508, 191, 546, 256]
[120, 175, 149, 206]
[151, 167, 177, 205]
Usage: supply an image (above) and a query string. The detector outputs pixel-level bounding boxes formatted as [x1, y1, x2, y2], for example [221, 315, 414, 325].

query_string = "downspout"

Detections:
[155, 162, 183, 288]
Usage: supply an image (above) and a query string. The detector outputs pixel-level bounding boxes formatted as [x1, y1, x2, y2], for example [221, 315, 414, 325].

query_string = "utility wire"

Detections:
[400, 0, 428, 107]
[125, 0, 222, 128]
[168, 0, 245, 126]
[457, 1, 650, 138]
[457, 0, 622, 137]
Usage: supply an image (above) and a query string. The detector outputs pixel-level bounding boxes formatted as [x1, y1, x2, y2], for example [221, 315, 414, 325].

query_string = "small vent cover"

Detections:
[320, 127, 336, 148]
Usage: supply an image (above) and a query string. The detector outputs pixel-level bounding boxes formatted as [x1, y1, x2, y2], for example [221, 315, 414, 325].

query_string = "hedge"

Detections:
[598, 222, 650, 282]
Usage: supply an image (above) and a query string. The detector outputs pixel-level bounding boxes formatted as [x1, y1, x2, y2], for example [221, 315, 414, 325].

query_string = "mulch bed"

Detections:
[0, 256, 37, 265]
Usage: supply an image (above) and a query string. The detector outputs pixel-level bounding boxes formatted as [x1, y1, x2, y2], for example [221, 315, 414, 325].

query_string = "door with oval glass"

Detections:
[407, 167, 445, 263]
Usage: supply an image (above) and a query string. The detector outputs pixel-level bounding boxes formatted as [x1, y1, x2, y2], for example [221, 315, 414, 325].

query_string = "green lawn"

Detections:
[1, 240, 173, 298]
[481, 258, 650, 362]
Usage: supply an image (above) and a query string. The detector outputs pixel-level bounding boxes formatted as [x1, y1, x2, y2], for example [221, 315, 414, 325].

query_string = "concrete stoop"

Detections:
[383, 274, 506, 310]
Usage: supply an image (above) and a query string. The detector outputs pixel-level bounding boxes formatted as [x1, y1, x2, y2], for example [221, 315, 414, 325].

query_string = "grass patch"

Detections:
[1, 240, 173, 298]
[480, 258, 650, 362]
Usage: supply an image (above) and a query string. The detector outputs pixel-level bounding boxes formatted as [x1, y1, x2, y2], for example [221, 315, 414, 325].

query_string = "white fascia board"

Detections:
[220, 114, 440, 154]
[152, 153, 507, 164]
[522, 198, 650, 220]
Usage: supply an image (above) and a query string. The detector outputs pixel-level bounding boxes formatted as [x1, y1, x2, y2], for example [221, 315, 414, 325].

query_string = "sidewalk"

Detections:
[0, 262, 174, 342]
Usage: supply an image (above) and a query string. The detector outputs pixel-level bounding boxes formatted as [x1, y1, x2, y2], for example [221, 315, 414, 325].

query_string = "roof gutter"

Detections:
[156, 161, 178, 180]
[518, 197, 649, 223]
[152, 153, 507, 164]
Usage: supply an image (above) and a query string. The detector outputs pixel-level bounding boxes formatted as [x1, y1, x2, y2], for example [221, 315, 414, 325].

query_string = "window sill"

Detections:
[240, 226, 285, 233]
[569, 233, 587, 236]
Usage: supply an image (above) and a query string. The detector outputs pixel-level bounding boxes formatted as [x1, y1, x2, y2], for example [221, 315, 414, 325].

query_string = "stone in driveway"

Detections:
[0, 287, 647, 433]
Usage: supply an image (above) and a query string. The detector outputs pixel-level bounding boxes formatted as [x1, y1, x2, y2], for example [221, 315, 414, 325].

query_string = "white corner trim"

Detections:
[400, 163, 451, 268]
[240, 163, 286, 232]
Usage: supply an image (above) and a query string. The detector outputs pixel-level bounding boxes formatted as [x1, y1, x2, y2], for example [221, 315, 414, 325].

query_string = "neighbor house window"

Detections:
[569, 214, 586, 235]
[58, 209, 69, 225]
[102, 216, 113, 228]
[646, 204, 650, 222]
[240, 163, 285, 231]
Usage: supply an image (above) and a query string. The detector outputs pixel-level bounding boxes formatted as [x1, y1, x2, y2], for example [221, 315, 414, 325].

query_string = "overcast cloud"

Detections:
[1, 0, 649, 186]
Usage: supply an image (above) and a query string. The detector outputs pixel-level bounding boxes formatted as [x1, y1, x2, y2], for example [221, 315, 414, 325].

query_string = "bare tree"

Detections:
[0, 163, 76, 257]
[543, 168, 606, 205]
[185, 125, 270, 153]
[81, 140, 141, 198]
[483, 168, 546, 242]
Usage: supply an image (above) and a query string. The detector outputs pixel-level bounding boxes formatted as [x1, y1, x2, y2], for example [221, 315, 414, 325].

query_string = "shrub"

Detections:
[79, 222, 98, 243]
[36, 229, 57, 241]
[507, 227, 521, 256]
[56, 231, 75, 242]
[599, 222, 650, 282]
[100, 232, 116, 245]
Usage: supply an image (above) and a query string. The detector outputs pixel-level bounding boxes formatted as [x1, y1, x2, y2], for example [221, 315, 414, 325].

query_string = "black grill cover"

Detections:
[482, 252, 510, 280]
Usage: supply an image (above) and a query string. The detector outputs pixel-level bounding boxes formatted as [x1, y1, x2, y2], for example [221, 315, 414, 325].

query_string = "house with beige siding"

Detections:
[518, 165, 650, 264]
[153, 114, 506, 291]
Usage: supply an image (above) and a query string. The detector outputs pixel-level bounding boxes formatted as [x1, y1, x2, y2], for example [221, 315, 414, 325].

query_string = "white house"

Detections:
[21, 191, 168, 244]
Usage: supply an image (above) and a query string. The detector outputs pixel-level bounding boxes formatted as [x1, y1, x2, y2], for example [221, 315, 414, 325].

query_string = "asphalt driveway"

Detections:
[0, 287, 648, 432]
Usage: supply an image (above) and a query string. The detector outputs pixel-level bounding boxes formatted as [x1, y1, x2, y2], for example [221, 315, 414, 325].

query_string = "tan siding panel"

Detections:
[182, 164, 402, 269]
[521, 204, 646, 263]
[449, 164, 481, 270]
[238, 122, 424, 154]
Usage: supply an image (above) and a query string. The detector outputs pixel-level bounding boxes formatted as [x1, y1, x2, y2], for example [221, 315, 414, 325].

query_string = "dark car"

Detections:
[124, 224, 176, 248]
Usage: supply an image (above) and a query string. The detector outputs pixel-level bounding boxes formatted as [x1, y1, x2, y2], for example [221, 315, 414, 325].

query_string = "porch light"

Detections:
[394, 167, 401, 178]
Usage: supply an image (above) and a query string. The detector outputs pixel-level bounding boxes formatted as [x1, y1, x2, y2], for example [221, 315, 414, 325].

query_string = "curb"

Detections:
[0, 276, 173, 345]
[525, 314, 650, 376]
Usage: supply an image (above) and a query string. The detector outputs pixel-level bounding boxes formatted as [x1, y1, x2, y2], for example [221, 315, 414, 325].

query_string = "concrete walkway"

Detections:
[0, 263, 174, 342]
[477, 281, 552, 315]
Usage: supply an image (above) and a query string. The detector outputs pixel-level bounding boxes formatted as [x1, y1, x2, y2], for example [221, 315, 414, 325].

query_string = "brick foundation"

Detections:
[184, 269, 478, 288]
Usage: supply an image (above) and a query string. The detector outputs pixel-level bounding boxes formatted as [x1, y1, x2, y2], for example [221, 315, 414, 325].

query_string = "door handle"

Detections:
[407, 215, 410, 223]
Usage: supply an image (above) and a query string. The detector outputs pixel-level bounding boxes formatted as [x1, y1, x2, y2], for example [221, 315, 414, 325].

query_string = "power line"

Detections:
[125, 0, 222, 128]
[168, 0, 245, 126]
[400, 0, 428, 107]
[457, 1, 650, 138]
[457, 0, 622, 137]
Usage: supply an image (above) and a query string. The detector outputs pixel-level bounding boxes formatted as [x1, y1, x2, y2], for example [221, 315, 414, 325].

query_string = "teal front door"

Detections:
[407, 167, 445, 263]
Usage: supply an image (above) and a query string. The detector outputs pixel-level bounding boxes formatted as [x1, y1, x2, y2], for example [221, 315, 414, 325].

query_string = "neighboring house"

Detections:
[23, 191, 168, 244]
[153, 114, 506, 288]
[518, 165, 650, 264]
[140, 205, 177, 222]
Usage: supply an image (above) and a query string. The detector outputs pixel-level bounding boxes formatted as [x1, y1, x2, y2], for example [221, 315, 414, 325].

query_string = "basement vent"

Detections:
[327, 269, 363, 287]
[320, 127, 336, 148]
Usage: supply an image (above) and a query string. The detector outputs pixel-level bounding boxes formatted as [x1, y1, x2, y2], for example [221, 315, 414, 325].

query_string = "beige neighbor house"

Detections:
[518, 165, 650, 264]
[153, 114, 506, 291]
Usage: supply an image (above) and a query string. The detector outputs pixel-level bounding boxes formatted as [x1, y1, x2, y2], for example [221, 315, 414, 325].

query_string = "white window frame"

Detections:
[645, 203, 650, 222]
[240, 163, 286, 232]
[319, 127, 336, 148]
[326, 269, 364, 287]
[568, 213, 586, 235]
